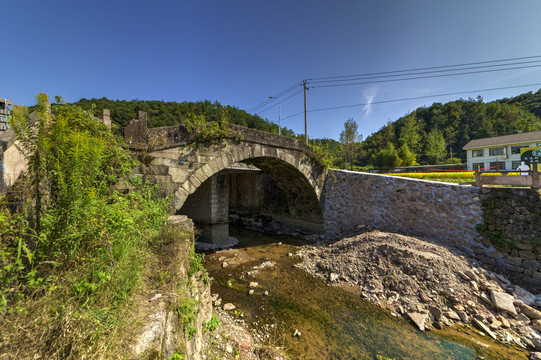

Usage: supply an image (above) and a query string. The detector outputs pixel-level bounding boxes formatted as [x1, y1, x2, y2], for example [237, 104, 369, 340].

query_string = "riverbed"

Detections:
[204, 229, 528, 359]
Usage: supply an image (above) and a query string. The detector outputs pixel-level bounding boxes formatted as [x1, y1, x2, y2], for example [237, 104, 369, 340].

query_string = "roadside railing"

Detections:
[460, 165, 540, 189]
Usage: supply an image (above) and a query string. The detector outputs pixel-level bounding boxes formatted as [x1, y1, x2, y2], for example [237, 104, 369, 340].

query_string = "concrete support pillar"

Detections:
[203, 173, 229, 244]
[179, 172, 237, 249]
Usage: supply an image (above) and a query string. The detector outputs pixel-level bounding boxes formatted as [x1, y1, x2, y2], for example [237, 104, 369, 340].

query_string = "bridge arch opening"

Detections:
[176, 156, 323, 248]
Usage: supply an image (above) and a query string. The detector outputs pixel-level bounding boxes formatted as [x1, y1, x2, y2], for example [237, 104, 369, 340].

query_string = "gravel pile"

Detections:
[297, 230, 541, 354]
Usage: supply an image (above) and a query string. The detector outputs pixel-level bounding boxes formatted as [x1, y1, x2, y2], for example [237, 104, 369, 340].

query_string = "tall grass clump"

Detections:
[0, 94, 169, 359]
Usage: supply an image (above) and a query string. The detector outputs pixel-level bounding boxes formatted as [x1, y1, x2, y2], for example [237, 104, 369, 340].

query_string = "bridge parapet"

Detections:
[124, 111, 312, 155]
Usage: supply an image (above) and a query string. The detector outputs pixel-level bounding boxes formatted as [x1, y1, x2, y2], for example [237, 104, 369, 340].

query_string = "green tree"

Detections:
[398, 143, 418, 166]
[425, 128, 447, 164]
[371, 144, 402, 169]
[339, 118, 362, 169]
[398, 112, 422, 153]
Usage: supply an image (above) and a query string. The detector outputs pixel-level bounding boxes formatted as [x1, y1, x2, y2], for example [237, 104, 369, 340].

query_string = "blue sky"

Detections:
[3, 1, 541, 141]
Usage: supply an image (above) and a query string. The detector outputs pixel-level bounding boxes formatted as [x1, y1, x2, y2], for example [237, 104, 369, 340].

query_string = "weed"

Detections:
[176, 297, 199, 339]
[488, 232, 514, 249]
[184, 112, 235, 149]
[168, 352, 184, 360]
[203, 313, 220, 332]
[188, 248, 210, 285]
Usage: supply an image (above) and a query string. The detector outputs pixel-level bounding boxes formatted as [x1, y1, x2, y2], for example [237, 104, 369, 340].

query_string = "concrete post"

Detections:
[532, 164, 539, 189]
[475, 164, 481, 187]
[102, 109, 111, 128]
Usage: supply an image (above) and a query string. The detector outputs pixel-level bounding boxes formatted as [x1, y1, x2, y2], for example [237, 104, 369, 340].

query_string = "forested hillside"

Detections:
[72, 98, 296, 136]
[356, 89, 541, 167]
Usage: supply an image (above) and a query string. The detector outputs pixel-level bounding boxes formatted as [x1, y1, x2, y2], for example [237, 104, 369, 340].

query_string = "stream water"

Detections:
[203, 229, 524, 360]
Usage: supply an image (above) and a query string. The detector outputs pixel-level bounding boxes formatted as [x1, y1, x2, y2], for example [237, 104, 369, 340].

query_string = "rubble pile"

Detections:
[297, 230, 541, 353]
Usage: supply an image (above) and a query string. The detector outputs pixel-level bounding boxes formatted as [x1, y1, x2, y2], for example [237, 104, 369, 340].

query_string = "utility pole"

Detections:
[268, 96, 281, 135]
[303, 80, 308, 144]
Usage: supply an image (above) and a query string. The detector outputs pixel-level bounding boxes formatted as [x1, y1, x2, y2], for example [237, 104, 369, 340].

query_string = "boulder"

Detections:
[517, 313, 531, 326]
[429, 306, 442, 321]
[473, 318, 497, 340]
[491, 290, 517, 316]
[444, 310, 461, 321]
[514, 285, 536, 306]
[457, 311, 470, 323]
[518, 304, 541, 320]
[407, 312, 429, 331]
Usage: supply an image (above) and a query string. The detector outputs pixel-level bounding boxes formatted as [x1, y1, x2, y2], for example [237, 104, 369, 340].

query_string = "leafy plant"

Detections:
[307, 142, 333, 171]
[168, 353, 184, 360]
[1, 94, 169, 358]
[188, 248, 210, 285]
[488, 232, 514, 249]
[176, 297, 199, 339]
[184, 112, 234, 149]
[203, 313, 220, 332]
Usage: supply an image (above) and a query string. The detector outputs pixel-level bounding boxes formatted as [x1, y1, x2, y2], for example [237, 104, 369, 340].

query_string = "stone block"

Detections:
[515, 242, 534, 251]
[148, 164, 169, 175]
[519, 250, 537, 260]
[182, 181, 197, 194]
[193, 168, 208, 184]
[506, 256, 524, 267]
[523, 260, 540, 270]
[144, 174, 171, 184]
[490, 290, 517, 316]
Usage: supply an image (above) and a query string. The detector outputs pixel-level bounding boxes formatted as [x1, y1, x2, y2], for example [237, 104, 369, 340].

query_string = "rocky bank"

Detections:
[296, 230, 541, 358]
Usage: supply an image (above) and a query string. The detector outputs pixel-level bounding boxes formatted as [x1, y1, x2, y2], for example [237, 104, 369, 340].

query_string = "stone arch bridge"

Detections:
[124, 112, 328, 248]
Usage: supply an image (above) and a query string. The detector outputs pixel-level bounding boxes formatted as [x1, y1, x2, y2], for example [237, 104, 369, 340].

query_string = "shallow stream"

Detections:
[204, 229, 527, 359]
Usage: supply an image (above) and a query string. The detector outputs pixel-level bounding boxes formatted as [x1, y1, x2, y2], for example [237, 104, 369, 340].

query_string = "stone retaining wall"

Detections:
[476, 188, 541, 290]
[322, 170, 541, 291]
[323, 170, 483, 246]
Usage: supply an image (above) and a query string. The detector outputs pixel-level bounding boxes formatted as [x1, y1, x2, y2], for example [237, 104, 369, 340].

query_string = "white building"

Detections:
[463, 130, 541, 170]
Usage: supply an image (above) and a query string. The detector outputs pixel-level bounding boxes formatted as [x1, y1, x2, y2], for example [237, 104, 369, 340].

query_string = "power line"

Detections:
[253, 89, 303, 116]
[280, 83, 541, 121]
[308, 55, 541, 82]
[248, 55, 541, 123]
[310, 64, 541, 89]
[248, 81, 303, 113]
[308, 59, 541, 85]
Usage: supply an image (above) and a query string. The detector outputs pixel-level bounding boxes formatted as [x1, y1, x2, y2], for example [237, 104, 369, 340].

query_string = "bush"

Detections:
[1, 94, 169, 359]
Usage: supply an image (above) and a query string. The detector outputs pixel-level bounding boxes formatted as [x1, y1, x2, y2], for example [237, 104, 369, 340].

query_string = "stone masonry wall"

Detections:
[323, 170, 483, 247]
[476, 188, 541, 290]
[323, 170, 541, 291]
